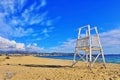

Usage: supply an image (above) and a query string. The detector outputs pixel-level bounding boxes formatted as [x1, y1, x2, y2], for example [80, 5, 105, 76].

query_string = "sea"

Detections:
[38, 54, 120, 64]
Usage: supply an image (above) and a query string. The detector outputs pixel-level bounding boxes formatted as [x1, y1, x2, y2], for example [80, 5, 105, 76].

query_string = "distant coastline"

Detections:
[0, 50, 119, 56]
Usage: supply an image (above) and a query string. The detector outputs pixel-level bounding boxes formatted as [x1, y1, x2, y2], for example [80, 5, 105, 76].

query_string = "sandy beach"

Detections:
[0, 56, 120, 80]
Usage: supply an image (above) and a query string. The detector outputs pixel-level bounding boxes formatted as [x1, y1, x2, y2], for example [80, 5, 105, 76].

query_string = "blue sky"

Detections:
[0, 0, 120, 54]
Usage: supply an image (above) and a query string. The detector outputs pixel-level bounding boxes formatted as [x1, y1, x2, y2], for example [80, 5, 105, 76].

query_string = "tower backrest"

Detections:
[76, 25, 100, 48]
[91, 36, 100, 47]
[76, 37, 89, 48]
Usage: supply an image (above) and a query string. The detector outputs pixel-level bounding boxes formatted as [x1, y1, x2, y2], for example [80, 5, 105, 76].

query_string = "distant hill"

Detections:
[0, 50, 73, 56]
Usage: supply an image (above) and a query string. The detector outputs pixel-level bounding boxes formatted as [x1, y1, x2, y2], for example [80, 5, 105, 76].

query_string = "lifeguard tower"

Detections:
[72, 25, 106, 68]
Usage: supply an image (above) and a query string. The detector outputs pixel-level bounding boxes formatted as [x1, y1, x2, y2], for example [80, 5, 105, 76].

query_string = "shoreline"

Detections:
[37, 55, 120, 64]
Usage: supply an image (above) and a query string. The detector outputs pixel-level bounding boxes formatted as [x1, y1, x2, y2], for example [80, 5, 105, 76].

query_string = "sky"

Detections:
[0, 0, 120, 54]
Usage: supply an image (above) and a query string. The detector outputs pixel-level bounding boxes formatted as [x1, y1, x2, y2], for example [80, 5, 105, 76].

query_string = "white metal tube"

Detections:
[77, 53, 86, 62]
[78, 28, 81, 39]
[88, 25, 92, 63]
[86, 30, 88, 37]
[86, 50, 88, 63]
[73, 49, 77, 62]
[92, 53, 101, 66]
[79, 25, 90, 29]
[95, 27, 106, 66]
[72, 49, 77, 67]
[90, 27, 96, 30]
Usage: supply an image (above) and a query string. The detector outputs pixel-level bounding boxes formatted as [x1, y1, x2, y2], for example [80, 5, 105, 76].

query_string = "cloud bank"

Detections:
[0, 36, 24, 50]
[0, 36, 44, 52]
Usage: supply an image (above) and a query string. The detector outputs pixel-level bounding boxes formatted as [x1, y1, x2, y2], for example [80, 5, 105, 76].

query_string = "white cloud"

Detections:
[21, 0, 48, 26]
[100, 29, 120, 46]
[100, 28, 120, 54]
[46, 20, 53, 26]
[41, 28, 49, 37]
[13, 27, 34, 37]
[35, 38, 42, 41]
[0, 0, 35, 38]
[42, 28, 48, 33]
[40, 0, 46, 7]
[35, 0, 46, 10]
[0, 0, 55, 38]
[26, 43, 44, 52]
[19, 0, 26, 9]
[28, 12, 48, 25]
[0, 0, 14, 14]
[0, 14, 34, 37]
[48, 39, 76, 53]
[0, 36, 44, 52]
[0, 0, 61, 40]
[41, 27, 54, 38]
[0, 36, 24, 50]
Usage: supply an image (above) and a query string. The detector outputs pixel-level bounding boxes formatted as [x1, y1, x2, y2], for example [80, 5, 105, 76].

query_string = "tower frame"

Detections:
[72, 25, 106, 68]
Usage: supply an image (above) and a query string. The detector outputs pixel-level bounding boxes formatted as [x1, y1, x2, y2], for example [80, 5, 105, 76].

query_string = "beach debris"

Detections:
[6, 63, 10, 65]
[45, 78, 51, 80]
[5, 56, 10, 59]
[72, 25, 106, 68]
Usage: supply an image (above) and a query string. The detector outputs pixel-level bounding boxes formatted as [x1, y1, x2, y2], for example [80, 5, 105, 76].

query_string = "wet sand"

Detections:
[0, 56, 120, 80]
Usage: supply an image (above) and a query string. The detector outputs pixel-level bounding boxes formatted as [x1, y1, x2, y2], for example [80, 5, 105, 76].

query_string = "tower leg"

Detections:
[86, 50, 89, 67]
[89, 47, 92, 68]
[72, 49, 77, 67]
[91, 52, 100, 67]
[100, 49, 106, 68]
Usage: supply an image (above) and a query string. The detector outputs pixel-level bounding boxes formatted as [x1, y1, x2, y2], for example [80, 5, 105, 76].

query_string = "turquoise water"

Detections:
[38, 54, 120, 64]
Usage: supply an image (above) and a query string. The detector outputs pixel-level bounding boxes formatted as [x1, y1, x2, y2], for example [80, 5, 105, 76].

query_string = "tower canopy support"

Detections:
[72, 25, 106, 68]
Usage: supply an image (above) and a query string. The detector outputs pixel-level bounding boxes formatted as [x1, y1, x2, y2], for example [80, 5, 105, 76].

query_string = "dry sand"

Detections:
[0, 56, 120, 80]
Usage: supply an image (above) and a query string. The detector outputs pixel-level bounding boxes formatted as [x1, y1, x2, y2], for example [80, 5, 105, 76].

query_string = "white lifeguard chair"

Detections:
[72, 25, 106, 68]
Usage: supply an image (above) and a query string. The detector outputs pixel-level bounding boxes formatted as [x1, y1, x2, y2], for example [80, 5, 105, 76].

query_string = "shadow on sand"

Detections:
[20, 64, 71, 68]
